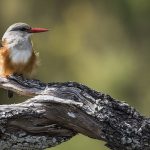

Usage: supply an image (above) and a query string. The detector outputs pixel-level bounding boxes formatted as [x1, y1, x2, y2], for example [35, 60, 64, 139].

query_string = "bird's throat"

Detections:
[7, 38, 33, 64]
[9, 47, 32, 64]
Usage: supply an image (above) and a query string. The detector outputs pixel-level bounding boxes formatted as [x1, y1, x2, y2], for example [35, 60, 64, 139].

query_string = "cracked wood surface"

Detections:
[0, 75, 150, 150]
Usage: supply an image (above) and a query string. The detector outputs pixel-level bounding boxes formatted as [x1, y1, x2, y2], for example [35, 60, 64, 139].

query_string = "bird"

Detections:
[0, 22, 48, 98]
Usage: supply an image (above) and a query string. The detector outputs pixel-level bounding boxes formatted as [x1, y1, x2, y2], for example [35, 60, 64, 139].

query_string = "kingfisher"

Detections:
[0, 23, 48, 97]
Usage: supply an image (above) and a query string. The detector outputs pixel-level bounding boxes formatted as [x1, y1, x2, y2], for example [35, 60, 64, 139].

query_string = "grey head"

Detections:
[5, 23, 31, 33]
[2, 22, 48, 52]
[2, 22, 48, 44]
[2, 23, 32, 43]
[2, 22, 33, 58]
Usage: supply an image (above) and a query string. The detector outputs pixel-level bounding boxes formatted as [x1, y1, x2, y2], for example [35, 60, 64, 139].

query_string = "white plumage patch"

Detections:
[10, 48, 32, 64]
[3, 31, 33, 64]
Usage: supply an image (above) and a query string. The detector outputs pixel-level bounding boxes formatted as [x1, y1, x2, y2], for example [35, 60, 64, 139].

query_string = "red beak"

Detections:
[29, 28, 49, 33]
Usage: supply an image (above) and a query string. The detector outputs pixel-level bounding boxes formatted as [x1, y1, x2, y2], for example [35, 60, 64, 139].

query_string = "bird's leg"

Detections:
[13, 73, 23, 78]
[6, 73, 24, 99]
[7, 90, 14, 99]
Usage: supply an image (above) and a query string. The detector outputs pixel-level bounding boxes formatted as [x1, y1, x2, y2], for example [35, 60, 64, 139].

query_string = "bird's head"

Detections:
[2, 22, 48, 47]
[1, 23, 48, 64]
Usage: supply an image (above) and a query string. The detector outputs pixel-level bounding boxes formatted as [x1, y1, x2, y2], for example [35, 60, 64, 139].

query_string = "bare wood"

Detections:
[0, 75, 149, 150]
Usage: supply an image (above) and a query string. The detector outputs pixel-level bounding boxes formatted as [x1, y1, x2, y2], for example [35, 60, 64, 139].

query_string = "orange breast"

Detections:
[0, 47, 37, 77]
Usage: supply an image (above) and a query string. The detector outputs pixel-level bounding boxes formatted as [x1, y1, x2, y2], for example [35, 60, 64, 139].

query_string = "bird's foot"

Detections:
[6, 73, 25, 82]
[7, 90, 14, 99]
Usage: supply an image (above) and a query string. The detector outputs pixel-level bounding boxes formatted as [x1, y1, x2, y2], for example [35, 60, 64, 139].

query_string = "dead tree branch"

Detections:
[0, 75, 149, 150]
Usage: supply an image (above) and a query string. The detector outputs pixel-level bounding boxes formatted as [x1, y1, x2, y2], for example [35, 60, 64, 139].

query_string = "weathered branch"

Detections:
[0, 75, 149, 150]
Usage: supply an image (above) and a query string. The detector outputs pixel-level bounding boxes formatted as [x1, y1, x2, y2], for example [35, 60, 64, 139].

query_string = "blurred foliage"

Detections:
[0, 0, 150, 150]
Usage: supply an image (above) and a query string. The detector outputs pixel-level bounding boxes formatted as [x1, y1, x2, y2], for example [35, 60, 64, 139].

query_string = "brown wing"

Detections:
[0, 47, 4, 76]
[0, 39, 13, 77]
[0, 46, 10, 76]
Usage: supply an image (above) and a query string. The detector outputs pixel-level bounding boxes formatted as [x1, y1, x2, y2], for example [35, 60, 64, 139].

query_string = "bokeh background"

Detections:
[0, 0, 150, 150]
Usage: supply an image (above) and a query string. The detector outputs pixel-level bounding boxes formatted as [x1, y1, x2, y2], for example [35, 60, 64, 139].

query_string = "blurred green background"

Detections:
[0, 0, 150, 150]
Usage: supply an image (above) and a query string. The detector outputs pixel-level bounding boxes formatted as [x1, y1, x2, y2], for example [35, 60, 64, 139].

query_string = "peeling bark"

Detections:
[0, 75, 149, 150]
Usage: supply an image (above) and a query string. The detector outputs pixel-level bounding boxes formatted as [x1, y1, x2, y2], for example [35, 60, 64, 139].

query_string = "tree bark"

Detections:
[0, 75, 149, 150]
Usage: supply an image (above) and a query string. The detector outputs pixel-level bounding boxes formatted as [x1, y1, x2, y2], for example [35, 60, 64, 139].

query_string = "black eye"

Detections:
[20, 27, 28, 31]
